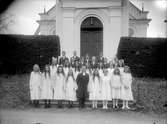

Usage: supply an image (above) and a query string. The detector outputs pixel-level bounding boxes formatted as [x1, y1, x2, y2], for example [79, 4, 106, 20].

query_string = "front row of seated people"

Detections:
[29, 51, 133, 109]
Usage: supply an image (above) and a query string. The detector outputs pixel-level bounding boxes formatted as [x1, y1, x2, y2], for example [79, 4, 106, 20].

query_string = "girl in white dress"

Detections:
[111, 68, 122, 108]
[118, 59, 125, 75]
[64, 61, 70, 76]
[121, 66, 133, 109]
[50, 57, 58, 77]
[53, 66, 66, 108]
[101, 69, 112, 109]
[50, 57, 58, 89]
[65, 68, 78, 108]
[41, 65, 53, 108]
[88, 69, 101, 109]
[29, 64, 42, 107]
[108, 61, 114, 77]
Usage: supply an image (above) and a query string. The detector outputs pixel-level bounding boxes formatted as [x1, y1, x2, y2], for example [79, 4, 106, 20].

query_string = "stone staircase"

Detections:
[39, 100, 135, 108]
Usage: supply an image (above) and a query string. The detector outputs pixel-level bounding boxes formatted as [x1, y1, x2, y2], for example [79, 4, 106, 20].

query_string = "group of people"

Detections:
[29, 51, 134, 110]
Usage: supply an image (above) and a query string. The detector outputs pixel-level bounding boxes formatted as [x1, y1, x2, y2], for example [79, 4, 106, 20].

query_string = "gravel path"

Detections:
[0, 108, 166, 124]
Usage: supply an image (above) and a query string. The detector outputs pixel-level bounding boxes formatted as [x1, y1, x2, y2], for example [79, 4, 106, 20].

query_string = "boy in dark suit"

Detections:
[59, 51, 69, 66]
[70, 50, 80, 64]
[76, 65, 89, 109]
[85, 54, 91, 65]
[97, 52, 104, 64]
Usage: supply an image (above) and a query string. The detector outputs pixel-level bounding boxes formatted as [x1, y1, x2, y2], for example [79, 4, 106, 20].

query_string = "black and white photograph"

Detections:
[0, 0, 167, 124]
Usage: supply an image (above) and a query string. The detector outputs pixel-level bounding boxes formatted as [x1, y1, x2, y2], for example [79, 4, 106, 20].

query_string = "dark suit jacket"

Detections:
[76, 73, 89, 98]
[97, 56, 104, 63]
[70, 56, 80, 63]
[59, 56, 69, 66]
[90, 61, 98, 70]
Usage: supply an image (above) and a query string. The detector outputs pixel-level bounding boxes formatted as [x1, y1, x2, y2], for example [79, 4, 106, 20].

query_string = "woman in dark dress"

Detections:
[76, 65, 89, 109]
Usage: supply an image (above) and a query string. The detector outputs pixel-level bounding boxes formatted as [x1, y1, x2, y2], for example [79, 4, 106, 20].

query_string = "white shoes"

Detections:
[126, 106, 130, 109]
[102, 106, 108, 109]
[122, 106, 125, 109]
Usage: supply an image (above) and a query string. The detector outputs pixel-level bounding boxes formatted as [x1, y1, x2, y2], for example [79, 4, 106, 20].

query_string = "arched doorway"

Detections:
[80, 17, 103, 57]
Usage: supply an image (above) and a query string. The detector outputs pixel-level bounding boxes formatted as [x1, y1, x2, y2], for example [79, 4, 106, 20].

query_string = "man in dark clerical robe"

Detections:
[76, 65, 89, 109]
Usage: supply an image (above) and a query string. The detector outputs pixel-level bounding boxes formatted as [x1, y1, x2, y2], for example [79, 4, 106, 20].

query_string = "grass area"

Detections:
[0, 74, 167, 114]
[0, 74, 30, 109]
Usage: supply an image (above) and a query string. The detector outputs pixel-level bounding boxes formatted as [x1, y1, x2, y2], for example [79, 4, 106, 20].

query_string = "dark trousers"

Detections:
[44, 100, 51, 108]
[78, 97, 86, 108]
[32, 100, 39, 108]
[68, 101, 73, 108]
[57, 100, 63, 108]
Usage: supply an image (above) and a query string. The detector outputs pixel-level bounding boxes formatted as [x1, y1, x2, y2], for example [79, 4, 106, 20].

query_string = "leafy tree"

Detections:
[0, 13, 15, 34]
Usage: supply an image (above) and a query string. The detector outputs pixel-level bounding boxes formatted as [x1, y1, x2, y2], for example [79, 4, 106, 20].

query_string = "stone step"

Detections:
[38, 100, 135, 107]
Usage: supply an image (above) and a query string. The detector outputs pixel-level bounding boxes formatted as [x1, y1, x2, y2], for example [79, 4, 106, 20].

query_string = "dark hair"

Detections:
[44, 65, 51, 78]
[124, 66, 131, 73]
[113, 68, 120, 75]
[66, 70, 75, 82]
[98, 62, 103, 69]
[75, 65, 80, 72]
[92, 69, 100, 81]
[57, 65, 65, 76]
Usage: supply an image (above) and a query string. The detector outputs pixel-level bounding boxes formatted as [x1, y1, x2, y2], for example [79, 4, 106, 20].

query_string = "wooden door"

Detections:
[80, 17, 103, 57]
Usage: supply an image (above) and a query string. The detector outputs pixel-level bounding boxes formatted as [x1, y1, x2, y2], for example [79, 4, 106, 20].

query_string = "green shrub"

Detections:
[0, 34, 60, 74]
[117, 37, 167, 79]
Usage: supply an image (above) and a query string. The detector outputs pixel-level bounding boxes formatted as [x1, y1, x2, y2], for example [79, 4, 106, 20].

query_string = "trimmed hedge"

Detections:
[0, 34, 60, 74]
[117, 37, 167, 79]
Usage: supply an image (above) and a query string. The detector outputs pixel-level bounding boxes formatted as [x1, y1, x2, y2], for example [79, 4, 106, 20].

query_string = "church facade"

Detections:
[35, 0, 151, 58]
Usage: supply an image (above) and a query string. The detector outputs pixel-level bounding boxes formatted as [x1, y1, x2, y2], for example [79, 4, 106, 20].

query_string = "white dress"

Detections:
[29, 72, 42, 100]
[119, 67, 124, 75]
[88, 76, 101, 101]
[65, 76, 78, 101]
[74, 71, 80, 80]
[53, 74, 65, 100]
[110, 75, 121, 99]
[86, 69, 91, 76]
[121, 73, 133, 101]
[50, 65, 57, 79]
[99, 69, 103, 77]
[41, 73, 53, 100]
[50, 66, 57, 88]
[101, 75, 112, 101]
[108, 68, 114, 77]
[64, 67, 69, 76]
